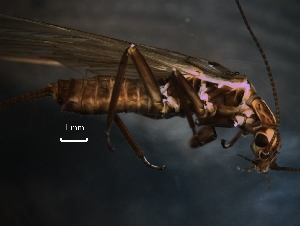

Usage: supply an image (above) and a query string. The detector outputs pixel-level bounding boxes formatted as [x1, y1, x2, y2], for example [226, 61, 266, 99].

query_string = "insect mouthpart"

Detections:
[237, 154, 257, 170]
[259, 150, 270, 160]
[237, 153, 273, 172]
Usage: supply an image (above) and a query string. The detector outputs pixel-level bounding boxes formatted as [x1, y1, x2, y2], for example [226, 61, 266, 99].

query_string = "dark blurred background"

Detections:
[0, 0, 300, 225]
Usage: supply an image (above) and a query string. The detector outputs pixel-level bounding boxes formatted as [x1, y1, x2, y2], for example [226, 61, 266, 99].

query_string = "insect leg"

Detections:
[171, 69, 206, 118]
[221, 130, 243, 149]
[105, 45, 165, 169]
[113, 114, 166, 170]
[105, 47, 129, 151]
[128, 44, 163, 111]
[195, 118, 234, 127]
[170, 69, 210, 148]
[171, 69, 198, 137]
[189, 126, 217, 148]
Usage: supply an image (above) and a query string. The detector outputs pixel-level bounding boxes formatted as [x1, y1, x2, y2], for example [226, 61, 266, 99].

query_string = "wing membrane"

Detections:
[0, 14, 244, 80]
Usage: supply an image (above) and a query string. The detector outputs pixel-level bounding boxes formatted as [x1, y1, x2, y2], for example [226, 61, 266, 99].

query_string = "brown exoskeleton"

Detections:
[0, 0, 299, 187]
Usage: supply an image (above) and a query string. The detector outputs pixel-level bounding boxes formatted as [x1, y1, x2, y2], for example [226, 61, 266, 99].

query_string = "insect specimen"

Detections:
[0, 0, 299, 186]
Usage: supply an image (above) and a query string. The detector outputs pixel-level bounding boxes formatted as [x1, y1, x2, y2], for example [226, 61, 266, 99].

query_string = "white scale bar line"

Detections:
[60, 138, 88, 143]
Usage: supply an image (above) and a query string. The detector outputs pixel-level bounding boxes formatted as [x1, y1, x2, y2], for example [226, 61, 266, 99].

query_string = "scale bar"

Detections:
[60, 138, 88, 143]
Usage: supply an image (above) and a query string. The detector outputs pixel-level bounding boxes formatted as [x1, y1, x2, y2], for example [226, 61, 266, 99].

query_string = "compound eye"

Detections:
[255, 134, 269, 147]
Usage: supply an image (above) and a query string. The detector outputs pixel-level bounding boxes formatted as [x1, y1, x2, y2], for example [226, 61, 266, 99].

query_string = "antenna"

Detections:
[235, 0, 280, 149]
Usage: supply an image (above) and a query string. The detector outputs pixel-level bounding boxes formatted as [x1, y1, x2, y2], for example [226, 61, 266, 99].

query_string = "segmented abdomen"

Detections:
[53, 76, 162, 115]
